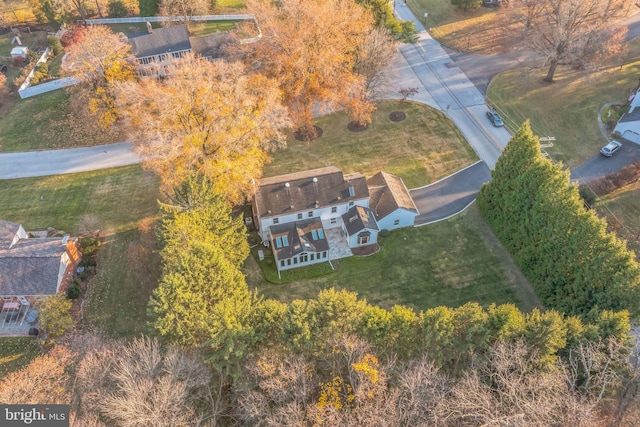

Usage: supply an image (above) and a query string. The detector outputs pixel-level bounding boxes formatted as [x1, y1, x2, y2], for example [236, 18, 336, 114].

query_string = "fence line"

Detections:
[84, 14, 256, 24]
[18, 77, 79, 98]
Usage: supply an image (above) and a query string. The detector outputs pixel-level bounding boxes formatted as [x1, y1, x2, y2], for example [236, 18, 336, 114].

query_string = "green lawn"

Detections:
[486, 40, 640, 168]
[0, 337, 40, 376]
[596, 182, 640, 257]
[0, 166, 162, 337]
[0, 90, 124, 152]
[215, 0, 246, 9]
[247, 204, 542, 312]
[264, 100, 479, 188]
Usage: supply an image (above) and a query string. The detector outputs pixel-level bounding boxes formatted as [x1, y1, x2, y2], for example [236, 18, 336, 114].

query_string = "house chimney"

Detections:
[146, 22, 153, 34]
[315, 200, 319, 208]
[312, 177, 318, 183]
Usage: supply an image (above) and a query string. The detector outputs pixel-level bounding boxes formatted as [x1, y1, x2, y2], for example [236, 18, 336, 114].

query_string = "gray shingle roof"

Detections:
[128, 25, 191, 58]
[342, 206, 379, 236]
[367, 171, 418, 220]
[0, 221, 70, 297]
[254, 167, 369, 219]
[0, 219, 20, 250]
[618, 106, 640, 123]
[270, 218, 328, 259]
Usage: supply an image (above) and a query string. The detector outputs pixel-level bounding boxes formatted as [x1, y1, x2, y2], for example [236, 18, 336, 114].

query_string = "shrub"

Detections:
[66, 283, 81, 299]
[578, 185, 597, 208]
[27, 49, 40, 64]
[379, 229, 391, 238]
[30, 71, 48, 85]
[35, 62, 48, 75]
[39, 295, 73, 338]
[80, 237, 101, 256]
[108, 0, 129, 17]
[47, 36, 63, 56]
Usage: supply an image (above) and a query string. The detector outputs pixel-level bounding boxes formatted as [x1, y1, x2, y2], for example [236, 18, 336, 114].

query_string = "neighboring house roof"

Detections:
[618, 107, 640, 123]
[342, 206, 379, 236]
[254, 166, 369, 218]
[128, 25, 191, 58]
[367, 171, 418, 220]
[0, 220, 21, 250]
[0, 220, 72, 296]
[270, 218, 329, 260]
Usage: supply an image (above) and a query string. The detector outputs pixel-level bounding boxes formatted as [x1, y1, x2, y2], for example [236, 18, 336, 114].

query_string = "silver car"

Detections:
[600, 140, 622, 157]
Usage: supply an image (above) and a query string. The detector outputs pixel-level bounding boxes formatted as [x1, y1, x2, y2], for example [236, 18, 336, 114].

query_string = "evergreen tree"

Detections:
[478, 121, 640, 319]
[138, 0, 160, 16]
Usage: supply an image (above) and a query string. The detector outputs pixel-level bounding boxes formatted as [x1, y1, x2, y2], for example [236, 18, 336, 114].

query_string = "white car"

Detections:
[600, 140, 622, 157]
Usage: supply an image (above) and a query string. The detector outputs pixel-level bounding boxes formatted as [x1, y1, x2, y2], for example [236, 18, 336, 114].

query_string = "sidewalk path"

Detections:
[410, 161, 492, 225]
[0, 143, 140, 180]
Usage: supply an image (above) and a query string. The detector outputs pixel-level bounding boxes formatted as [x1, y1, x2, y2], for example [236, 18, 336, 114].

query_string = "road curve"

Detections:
[0, 142, 140, 180]
[410, 161, 492, 225]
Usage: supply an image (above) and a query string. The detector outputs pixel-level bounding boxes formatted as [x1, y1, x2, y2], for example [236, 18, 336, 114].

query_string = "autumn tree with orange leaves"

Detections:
[238, 0, 393, 140]
[64, 25, 134, 128]
[115, 55, 288, 203]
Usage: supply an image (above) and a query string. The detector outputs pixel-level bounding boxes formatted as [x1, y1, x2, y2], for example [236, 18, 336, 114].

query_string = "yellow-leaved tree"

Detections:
[64, 25, 135, 128]
[115, 55, 289, 204]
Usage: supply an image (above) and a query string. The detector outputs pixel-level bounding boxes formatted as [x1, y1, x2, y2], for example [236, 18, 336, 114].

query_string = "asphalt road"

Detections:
[410, 161, 492, 225]
[0, 143, 140, 179]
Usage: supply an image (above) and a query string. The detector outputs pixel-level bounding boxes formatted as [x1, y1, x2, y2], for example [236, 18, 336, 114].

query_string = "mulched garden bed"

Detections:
[347, 121, 369, 132]
[294, 126, 324, 141]
[388, 111, 406, 122]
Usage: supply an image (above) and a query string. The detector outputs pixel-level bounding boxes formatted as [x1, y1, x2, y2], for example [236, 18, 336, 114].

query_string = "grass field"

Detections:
[0, 89, 124, 152]
[486, 41, 640, 168]
[264, 100, 479, 189]
[596, 182, 640, 257]
[246, 204, 542, 312]
[0, 166, 162, 337]
[0, 337, 40, 376]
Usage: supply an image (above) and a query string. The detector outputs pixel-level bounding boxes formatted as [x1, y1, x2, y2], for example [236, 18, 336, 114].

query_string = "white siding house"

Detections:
[252, 167, 417, 275]
[614, 90, 640, 144]
[342, 206, 379, 248]
[367, 171, 419, 230]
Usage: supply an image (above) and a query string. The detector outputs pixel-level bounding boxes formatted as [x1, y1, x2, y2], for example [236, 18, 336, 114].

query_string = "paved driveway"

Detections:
[410, 161, 492, 226]
[570, 141, 640, 184]
[0, 142, 140, 179]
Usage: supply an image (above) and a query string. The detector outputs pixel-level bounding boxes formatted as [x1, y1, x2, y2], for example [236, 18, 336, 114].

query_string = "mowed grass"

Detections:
[0, 166, 162, 337]
[487, 42, 640, 168]
[247, 205, 542, 312]
[0, 90, 124, 152]
[596, 182, 640, 257]
[0, 337, 40, 376]
[430, 9, 514, 54]
[264, 100, 479, 188]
